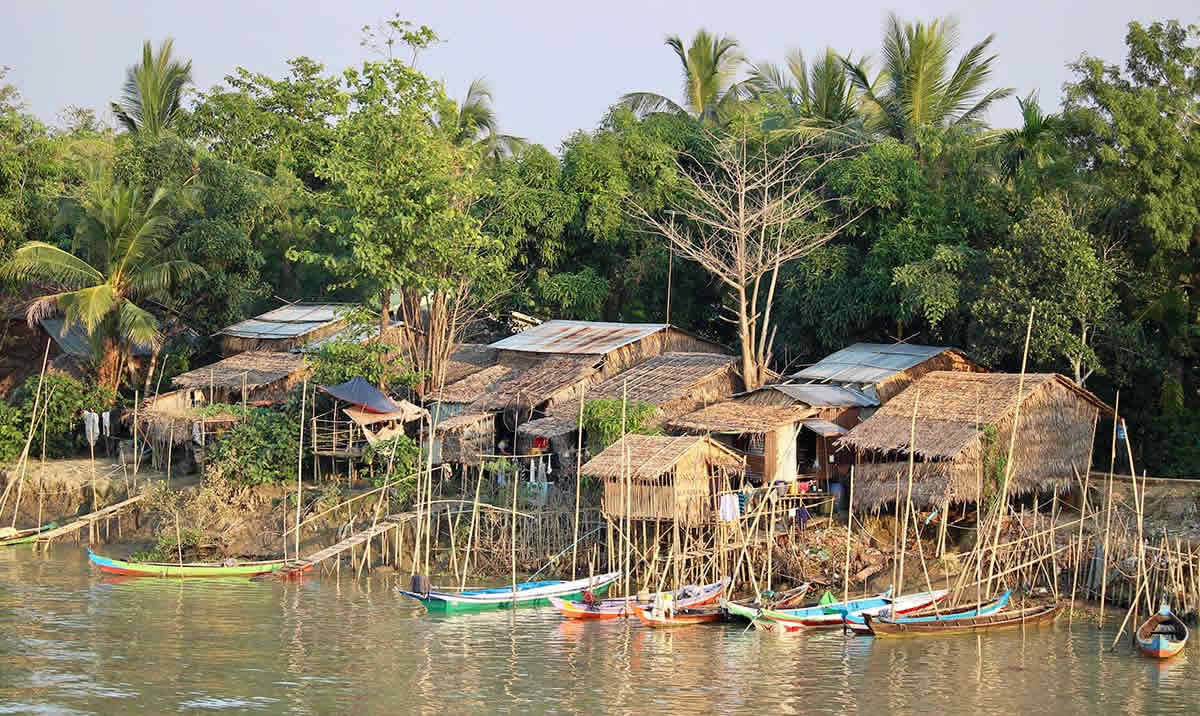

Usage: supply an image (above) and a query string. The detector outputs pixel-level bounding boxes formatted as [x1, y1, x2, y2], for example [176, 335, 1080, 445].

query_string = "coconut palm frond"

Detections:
[129, 258, 207, 298]
[621, 91, 688, 117]
[3, 242, 104, 288]
[56, 283, 119, 334]
[117, 299, 160, 348]
[111, 38, 193, 137]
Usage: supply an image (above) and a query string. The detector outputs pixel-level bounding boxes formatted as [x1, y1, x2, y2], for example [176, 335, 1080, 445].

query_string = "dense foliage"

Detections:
[0, 374, 116, 462]
[580, 400, 662, 454]
[203, 407, 299, 485]
[1, 15, 1198, 474]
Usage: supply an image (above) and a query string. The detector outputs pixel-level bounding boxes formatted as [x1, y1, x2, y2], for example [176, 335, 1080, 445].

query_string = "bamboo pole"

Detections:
[0, 339, 51, 519]
[1099, 392, 1120, 626]
[986, 306, 1034, 591]
[894, 388, 920, 615]
[843, 466, 854, 605]
[572, 388, 585, 580]
[296, 380, 306, 557]
[621, 380, 629, 598]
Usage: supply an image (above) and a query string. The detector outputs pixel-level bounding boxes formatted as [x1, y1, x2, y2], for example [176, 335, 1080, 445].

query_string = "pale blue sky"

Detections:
[4, 1, 1197, 149]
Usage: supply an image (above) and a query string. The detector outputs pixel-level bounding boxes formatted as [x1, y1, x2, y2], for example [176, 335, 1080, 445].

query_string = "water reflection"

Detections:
[1, 548, 1198, 714]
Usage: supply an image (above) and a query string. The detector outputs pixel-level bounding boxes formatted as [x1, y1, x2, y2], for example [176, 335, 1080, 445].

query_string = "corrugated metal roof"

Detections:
[790, 343, 958, 385]
[294, 320, 400, 353]
[219, 303, 348, 339]
[801, 418, 848, 437]
[770, 384, 878, 408]
[488, 320, 668, 355]
[40, 319, 152, 357]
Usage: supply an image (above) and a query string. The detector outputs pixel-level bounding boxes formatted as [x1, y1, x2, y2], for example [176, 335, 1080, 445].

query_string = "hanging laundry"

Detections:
[100, 411, 111, 437]
[83, 411, 100, 446]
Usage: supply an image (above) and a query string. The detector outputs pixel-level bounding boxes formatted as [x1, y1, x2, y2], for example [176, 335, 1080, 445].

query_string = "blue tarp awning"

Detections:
[319, 377, 401, 414]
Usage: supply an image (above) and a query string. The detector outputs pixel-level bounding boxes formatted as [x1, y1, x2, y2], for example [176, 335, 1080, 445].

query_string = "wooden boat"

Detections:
[399, 571, 620, 612]
[862, 602, 1062, 637]
[1136, 603, 1189, 659]
[87, 549, 287, 578]
[727, 589, 946, 632]
[631, 603, 724, 628]
[843, 590, 1011, 635]
[0, 521, 58, 547]
[548, 577, 729, 620]
[723, 582, 814, 616]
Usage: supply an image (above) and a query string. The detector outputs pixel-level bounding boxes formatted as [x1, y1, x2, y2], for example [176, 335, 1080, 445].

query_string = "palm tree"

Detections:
[749, 49, 875, 134]
[844, 14, 1013, 145]
[3, 171, 204, 390]
[997, 92, 1063, 180]
[111, 39, 193, 137]
[444, 78, 527, 160]
[622, 30, 746, 123]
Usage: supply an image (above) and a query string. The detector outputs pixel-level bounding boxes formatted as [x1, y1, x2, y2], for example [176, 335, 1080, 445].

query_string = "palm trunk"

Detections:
[97, 338, 123, 393]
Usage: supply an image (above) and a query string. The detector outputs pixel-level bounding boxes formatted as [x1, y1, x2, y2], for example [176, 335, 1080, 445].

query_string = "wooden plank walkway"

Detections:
[276, 515, 405, 578]
[36, 494, 146, 545]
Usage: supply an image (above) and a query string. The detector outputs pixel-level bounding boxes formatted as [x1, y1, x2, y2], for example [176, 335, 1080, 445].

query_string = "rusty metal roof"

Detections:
[219, 303, 349, 340]
[790, 343, 962, 385]
[488, 320, 668, 355]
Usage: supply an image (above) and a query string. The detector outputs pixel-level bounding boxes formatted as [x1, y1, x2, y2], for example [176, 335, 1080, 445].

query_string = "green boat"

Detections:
[0, 522, 57, 547]
[87, 549, 288, 578]
[400, 571, 621, 612]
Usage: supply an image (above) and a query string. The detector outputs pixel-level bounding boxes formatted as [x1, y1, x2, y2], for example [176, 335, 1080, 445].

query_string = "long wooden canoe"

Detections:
[727, 589, 947, 632]
[1136, 603, 1189, 659]
[87, 549, 288, 578]
[549, 577, 729, 620]
[631, 603, 724, 628]
[862, 602, 1062, 637]
[843, 590, 1011, 635]
[400, 571, 620, 612]
[0, 522, 58, 547]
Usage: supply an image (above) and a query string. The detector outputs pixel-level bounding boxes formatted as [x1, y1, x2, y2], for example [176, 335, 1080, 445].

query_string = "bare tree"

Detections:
[631, 129, 859, 390]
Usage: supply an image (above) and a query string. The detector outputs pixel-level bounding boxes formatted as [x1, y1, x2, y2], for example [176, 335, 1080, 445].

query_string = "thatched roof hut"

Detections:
[515, 416, 580, 473]
[838, 371, 1111, 509]
[546, 352, 740, 425]
[581, 435, 744, 527]
[172, 351, 308, 404]
[470, 356, 600, 412]
[790, 343, 982, 403]
[428, 412, 496, 466]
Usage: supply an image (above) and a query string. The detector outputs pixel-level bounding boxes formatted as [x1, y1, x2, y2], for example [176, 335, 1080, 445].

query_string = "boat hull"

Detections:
[863, 603, 1062, 637]
[401, 572, 620, 612]
[549, 578, 728, 620]
[744, 590, 946, 632]
[844, 591, 1011, 635]
[631, 604, 723, 628]
[87, 549, 287, 578]
[0, 522, 57, 547]
[1136, 608, 1189, 659]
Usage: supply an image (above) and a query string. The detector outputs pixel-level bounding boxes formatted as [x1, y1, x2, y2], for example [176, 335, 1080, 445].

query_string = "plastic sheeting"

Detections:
[319, 377, 401, 414]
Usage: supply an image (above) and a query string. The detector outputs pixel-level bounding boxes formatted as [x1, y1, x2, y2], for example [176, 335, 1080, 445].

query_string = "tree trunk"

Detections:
[142, 344, 161, 397]
[97, 338, 123, 393]
[379, 289, 392, 389]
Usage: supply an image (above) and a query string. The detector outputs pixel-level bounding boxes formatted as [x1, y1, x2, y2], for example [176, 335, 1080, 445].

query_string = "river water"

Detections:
[0, 547, 1196, 715]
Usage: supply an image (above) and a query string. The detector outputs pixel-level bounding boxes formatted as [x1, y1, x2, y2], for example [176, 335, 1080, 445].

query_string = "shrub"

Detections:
[204, 407, 300, 485]
[580, 399, 661, 454]
[0, 374, 117, 463]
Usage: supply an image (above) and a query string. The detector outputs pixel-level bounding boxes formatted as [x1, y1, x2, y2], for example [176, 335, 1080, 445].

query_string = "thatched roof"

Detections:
[581, 352, 736, 405]
[839, 372, 1111, 460]
[580, 435, 743, 480]
[516, 416, 578, 438]
[172, 352, 307, 390]
[670, 400, 815, 434]
[441, 344, 499, 385]
[344, 402, 427, 427]
[434, 364, 516, 404]
[470, 356, 598, 411]
[434, 412, 495, 434]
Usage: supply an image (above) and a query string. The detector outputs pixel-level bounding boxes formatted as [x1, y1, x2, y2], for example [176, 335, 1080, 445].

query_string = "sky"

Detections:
[3, 1, 1197, 149]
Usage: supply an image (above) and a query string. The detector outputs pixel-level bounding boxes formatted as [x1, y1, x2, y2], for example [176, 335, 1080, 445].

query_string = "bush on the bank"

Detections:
[204, 407, 299, 485]
[0, 374, 117, 464]
[361, 434, 419, 487]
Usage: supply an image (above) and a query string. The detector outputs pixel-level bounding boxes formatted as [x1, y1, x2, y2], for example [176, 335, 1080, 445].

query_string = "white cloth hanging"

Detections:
[100, 411, 111, 437]
[83, 411, 100, 446]
[718, 493, 739, 522]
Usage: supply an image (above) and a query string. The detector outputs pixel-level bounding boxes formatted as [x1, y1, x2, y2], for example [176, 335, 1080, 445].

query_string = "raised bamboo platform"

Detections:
[35, 494, 146, 548]
[276, 515, 405, 578]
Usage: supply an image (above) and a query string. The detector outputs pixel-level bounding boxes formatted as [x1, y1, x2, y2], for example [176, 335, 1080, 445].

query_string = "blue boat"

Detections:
[843, 590, 1011, 634]
[399, 571, 620, 612]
